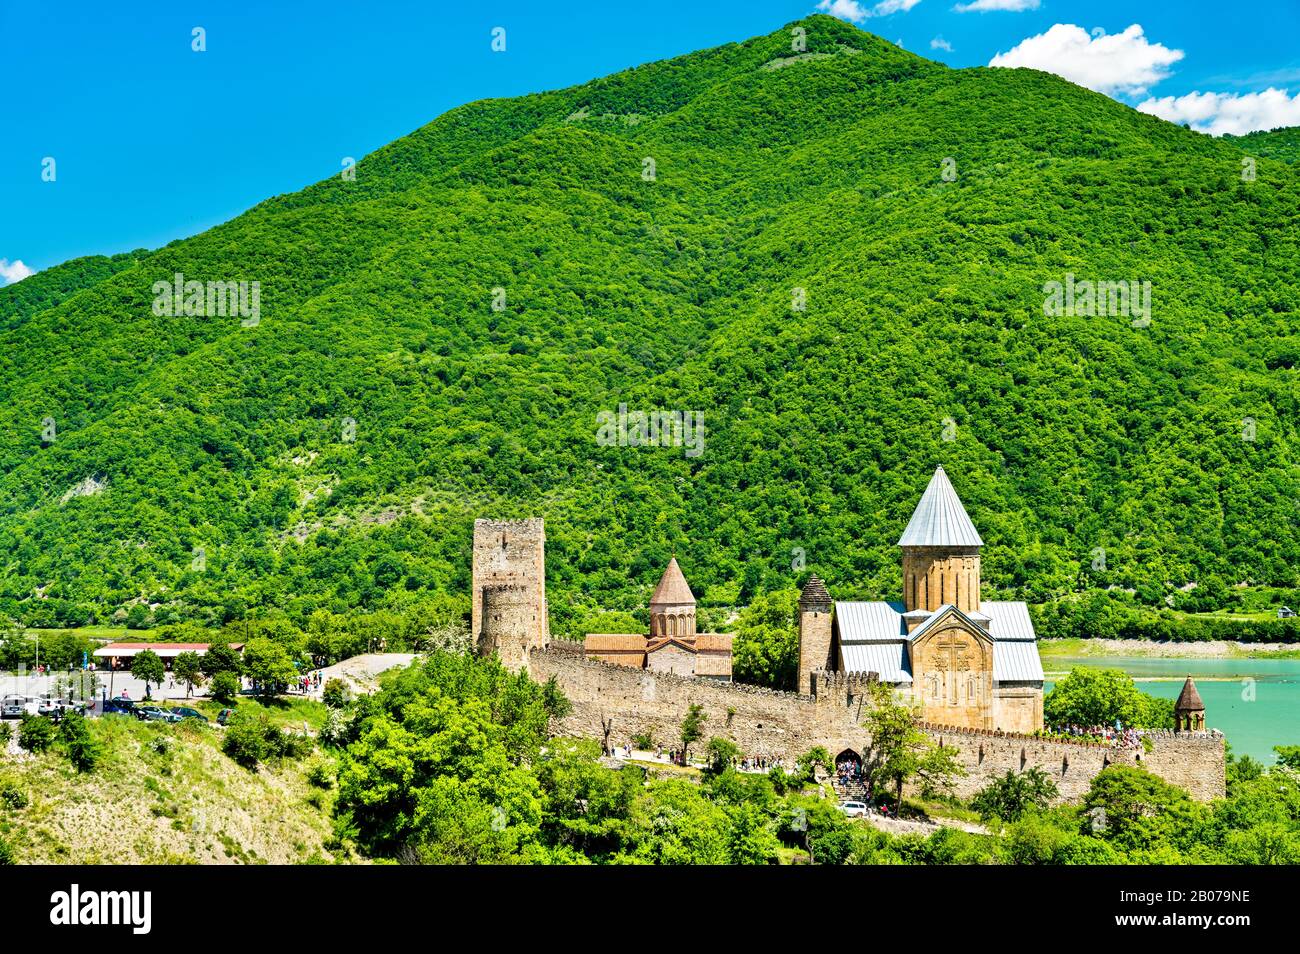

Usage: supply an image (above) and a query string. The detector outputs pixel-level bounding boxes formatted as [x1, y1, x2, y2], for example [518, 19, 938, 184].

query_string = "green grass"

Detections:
[29, 626, 132, 643]
[192, 694, 329, 731]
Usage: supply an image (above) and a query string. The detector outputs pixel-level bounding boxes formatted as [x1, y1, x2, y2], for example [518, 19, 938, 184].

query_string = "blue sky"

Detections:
[3, 0, 1299, 281]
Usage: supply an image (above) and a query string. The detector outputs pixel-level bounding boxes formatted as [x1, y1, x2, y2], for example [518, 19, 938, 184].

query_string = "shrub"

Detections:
[59, 711, 100, 772]
[0, 779, 28, 810]
[0, 836, 13, 865]
[318, 706, 356, 748]
[210, 670, 240, 705]
[17, 714, 55, 753]
[307, 761, 333, 789]
[222, 710, 310, 769]
[704, 737, 742, 774]
[321, 678, 351, 709]
[972, 768, 1059, 822]
[632, 731, 654, 750]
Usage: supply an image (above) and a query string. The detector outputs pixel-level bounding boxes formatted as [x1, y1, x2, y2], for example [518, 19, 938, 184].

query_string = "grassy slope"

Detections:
[0, 706, 338, 864]
[1, 15, 1298, 627]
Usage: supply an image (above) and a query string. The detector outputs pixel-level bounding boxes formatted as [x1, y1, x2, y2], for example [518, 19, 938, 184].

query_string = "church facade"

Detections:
[798, 467, 1045, 733]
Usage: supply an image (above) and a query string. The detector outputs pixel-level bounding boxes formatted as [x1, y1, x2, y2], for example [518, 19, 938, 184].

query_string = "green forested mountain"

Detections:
[2, 15, 1299, 632]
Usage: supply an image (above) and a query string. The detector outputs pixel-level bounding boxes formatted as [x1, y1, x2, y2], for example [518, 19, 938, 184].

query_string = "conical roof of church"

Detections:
[650, 558, 695, 606]
[897, 466, 983, 547]
[1176, 676, 1204, 711]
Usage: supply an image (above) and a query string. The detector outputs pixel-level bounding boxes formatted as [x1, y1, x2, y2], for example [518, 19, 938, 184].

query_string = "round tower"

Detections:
[1174, 676, 1206, 732]
[479, 583, 537, 673]
[898, 467, 983, 614]
[649, 558, 696, 639]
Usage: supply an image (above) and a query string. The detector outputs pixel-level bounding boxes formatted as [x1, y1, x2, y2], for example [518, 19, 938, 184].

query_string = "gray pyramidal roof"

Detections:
[897, 467, 983, 547]
[650, 558, 696, 605]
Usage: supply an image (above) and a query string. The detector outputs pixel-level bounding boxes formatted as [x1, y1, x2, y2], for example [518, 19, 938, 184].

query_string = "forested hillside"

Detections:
[2, 15, 1299, 632]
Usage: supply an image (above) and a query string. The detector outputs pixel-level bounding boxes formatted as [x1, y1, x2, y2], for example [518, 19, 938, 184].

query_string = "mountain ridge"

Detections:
[2, 15, 1298, 629]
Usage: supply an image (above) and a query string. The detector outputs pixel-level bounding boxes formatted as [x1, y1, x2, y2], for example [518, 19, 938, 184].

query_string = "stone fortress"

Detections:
[470, 472, 1226, 803]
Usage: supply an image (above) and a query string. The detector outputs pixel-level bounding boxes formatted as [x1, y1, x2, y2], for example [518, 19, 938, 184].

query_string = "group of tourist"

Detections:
[296, 671, 323, 694]
[1049, 723, 1146, 748]
[836, 759, 863, 783]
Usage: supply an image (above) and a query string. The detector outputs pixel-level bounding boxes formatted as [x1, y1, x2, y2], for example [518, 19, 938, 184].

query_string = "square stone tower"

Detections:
[797, 576, 834, 695]
[472, 518, 549, 670]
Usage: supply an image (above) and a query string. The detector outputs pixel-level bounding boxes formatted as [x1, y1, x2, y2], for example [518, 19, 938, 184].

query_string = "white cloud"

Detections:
[955, 0, 1039, 11]
[1138, 88, 1300, 136]
[0, 259, 35, 286]
[930, 36, 954, 52]
[989, 24, 1184, 97]
[816, 0, 922, 22]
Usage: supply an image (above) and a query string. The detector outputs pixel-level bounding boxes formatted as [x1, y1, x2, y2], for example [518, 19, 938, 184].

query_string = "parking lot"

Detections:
[0, 670, 211, 717]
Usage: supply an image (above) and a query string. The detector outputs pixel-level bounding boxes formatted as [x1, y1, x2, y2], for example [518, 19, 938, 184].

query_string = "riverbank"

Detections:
[1039, 638, 1300, 660]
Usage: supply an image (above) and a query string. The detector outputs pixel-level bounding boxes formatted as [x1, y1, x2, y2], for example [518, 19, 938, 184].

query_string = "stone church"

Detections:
[798, 467, 1045, 733]
[583, 558, 733, 681]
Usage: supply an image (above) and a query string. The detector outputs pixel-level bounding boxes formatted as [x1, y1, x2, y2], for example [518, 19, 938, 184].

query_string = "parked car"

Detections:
[839, 801, 868, 819]
[37, 698, 59, 716]
[169, 707, 207, 723]
[102, 698, 136, 717]
[134, 705, 168, 721]
[1, 696, 25, 719]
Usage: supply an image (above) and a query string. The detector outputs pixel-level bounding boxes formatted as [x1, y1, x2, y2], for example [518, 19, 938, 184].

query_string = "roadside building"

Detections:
[92, 642, 244, 671]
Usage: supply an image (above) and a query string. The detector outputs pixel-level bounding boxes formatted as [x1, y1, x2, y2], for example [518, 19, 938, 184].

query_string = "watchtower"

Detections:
[472, 518, 549, 671]
[797, 575, 834, 694]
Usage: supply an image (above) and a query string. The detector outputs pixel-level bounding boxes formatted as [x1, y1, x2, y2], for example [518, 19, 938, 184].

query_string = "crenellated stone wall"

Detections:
[530, 644, 1226, 802]
[915, 722, 1226, 803]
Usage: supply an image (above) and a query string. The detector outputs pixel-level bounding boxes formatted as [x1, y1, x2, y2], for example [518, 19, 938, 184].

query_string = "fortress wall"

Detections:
[531, 646, 1226, 802]
[917, 724, 1221, 802]
[531, 646, 870, 761]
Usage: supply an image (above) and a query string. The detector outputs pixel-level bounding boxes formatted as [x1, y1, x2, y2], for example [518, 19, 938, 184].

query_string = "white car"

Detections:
[1, 697, 25, 719]
[37, 698, 59, 716]
[839, 801, 868, 818]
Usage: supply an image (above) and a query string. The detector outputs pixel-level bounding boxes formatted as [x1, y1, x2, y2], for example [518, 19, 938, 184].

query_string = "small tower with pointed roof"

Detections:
[899, 466, 983, 615]
[1175, 676, 1206, 732]
[797, 575, 834, 695]
[649, 558, 696, 639]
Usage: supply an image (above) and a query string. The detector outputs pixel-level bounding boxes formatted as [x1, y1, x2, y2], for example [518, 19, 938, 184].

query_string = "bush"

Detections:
[0, 836, 13, 865]
[222, 710, 310, 769]
[704, 737, 742, 775]
[321, 678, 351, 709]
[307, 761, 333, 789]
[318, 706, 356, 748]
[0, 779, 28, 810]
[972, 769, 1058, 822]
[59, 711, 100, 772]
[210, 670, 240, 705]
[17, 714, 55, 753]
